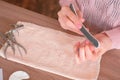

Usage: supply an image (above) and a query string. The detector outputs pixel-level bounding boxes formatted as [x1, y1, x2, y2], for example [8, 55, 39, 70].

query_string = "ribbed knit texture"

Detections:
[78, 0, 120, 31]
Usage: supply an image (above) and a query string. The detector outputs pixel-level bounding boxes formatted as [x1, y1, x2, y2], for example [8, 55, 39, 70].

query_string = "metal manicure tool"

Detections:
[0, 24, 27, 58]
[70, 4, 100, 48]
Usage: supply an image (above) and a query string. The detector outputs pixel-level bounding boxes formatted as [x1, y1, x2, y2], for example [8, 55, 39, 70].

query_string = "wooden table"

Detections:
[0, 1, 120, 80]
[98, 49, 120, 80]
[0, 1, 70, 80]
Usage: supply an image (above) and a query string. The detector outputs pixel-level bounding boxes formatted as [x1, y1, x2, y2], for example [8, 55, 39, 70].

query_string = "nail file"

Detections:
[70, 4, 100, 48]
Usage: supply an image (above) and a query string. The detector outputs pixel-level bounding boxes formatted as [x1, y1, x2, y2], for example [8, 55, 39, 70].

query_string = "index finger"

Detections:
[63, 7, 82, 26]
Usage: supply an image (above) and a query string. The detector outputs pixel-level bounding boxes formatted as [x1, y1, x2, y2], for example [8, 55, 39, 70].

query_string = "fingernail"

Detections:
[85, 40, 89, 44]
[81, 18, 85, 22]
[76, 23, 82, 29]
[77, 42, 80, 45]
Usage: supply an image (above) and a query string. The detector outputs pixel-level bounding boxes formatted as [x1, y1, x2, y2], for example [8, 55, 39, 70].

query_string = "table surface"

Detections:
[0, 1, 70, 80]
[0, 1, 120, 80]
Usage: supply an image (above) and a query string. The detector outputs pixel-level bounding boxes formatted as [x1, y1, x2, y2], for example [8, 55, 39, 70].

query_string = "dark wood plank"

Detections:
[3, 0, 60, 19]
[98, 49, 120, 80]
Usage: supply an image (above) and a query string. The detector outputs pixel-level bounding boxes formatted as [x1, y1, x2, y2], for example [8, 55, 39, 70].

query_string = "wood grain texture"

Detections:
[2, 0, 60, 19]
[0, 1, 100, 80]
[98, 49, 120, 80]
[0, 1, 70, 80]
[0, 1, 100, 79]
[0, 1, 120, 80]
[0, 21, 100, 80]
[0, 57, 70, 80]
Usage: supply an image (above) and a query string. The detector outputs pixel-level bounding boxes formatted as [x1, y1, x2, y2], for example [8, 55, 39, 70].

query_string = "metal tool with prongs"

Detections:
[0, 24, 27, 58]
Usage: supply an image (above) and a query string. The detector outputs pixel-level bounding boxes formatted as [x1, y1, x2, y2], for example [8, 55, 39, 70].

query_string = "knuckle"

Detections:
[62, 6, 67, 10]
[58, 18, 61, 22]
[62, 6, 70, 13]
[57, 11, 61, 16]
[62, 26, 68, 30]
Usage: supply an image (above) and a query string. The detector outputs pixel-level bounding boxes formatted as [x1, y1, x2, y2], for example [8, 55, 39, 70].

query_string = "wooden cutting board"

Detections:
[0, 21, 101, 80]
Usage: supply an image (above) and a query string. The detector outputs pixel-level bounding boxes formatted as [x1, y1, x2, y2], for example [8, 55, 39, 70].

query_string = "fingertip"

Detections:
[86, 41, 95, 51]
[85, 40, 89, 44]
[57, 11, 61, 16]
[76, 23, 82, 29]
[90, 45, 95, 51]
[81, 18, 85, 23]
[74, 41, 80, 46]
[66, 20, 74, 27]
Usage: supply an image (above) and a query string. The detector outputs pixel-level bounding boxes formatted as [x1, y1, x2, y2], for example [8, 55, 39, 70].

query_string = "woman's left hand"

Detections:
[74, 33, 112, 63]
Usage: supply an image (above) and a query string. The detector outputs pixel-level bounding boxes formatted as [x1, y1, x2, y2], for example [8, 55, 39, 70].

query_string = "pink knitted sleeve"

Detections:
[105, 27, 120, 49]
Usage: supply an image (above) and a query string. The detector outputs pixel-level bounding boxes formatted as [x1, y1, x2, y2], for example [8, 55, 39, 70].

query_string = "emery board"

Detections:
[70, 4, 100, 48]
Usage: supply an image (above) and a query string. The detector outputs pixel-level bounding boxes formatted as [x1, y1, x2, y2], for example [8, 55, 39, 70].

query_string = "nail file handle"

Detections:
[80, 25, 100, 47]
[70, 4, 100, 48]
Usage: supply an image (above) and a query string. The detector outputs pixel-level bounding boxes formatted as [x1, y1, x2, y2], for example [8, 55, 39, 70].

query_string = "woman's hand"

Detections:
[74, 33, 112, 63]
[58, 6, 85, 35]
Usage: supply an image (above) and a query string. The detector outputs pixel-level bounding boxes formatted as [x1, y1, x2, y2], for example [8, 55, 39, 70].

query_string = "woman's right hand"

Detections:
[58, 6, 85, 35]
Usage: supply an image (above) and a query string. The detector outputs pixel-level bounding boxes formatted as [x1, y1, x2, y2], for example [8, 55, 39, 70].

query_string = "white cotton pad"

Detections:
[9, 71, 30, 80]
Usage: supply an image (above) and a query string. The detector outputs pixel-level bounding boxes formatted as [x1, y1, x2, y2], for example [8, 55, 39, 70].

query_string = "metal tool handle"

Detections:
[70, 4, 100, 48]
